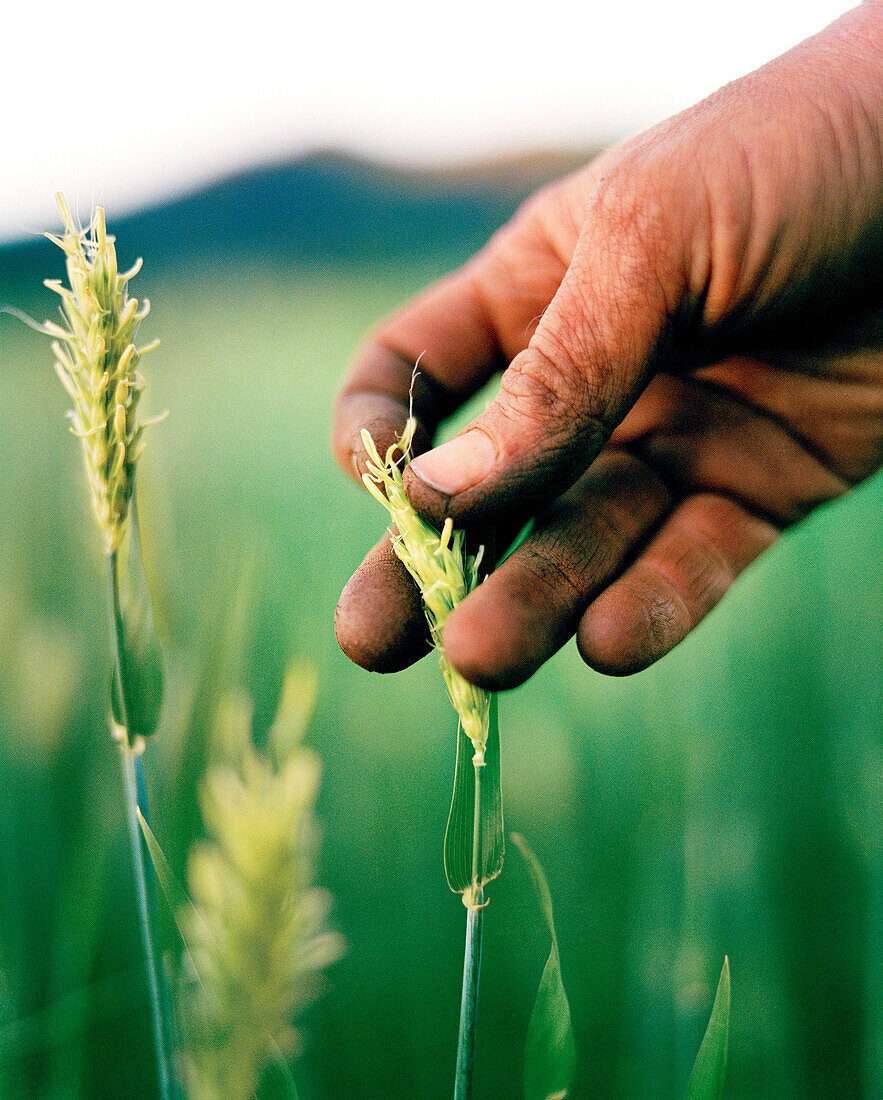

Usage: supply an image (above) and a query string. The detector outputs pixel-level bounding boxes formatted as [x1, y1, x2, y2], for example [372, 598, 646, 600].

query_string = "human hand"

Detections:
[332, 2, 883, 687]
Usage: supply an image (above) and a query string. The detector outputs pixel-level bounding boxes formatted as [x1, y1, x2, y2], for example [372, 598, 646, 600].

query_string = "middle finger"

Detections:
[440, 449, 672, 688]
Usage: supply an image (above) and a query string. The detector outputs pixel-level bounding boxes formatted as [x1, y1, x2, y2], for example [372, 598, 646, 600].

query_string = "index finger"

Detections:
[331, 195, 575, 480]
[331, 268, 505, 481]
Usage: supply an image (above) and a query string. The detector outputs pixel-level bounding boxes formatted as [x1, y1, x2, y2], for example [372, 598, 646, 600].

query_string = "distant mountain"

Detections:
[0, 147, 592, 285]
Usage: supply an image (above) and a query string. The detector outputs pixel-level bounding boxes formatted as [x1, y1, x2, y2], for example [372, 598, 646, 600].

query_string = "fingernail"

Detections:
[408, 430, 496, 496]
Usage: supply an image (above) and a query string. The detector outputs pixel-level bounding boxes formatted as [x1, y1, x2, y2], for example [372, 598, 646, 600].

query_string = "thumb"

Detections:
[405, 182, 684, 526]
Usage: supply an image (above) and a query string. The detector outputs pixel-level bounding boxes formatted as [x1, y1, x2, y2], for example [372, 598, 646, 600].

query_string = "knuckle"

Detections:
[539, 500, 629, 590]
[504, 453, 667, 614]
[471, 185, 580, 356]
[582, 147, 693, 314]
[587, 155, 671, 260]
[519, 542, 585, 608]
[577, 502, 631, 575]
[660, 530, 732, 617]
[503, 340, 609, 445]
[617, 571, 687, 656]
[641, 582, 686, 653]
[511, 179, 568, 233]
[482, 182, 566, 270]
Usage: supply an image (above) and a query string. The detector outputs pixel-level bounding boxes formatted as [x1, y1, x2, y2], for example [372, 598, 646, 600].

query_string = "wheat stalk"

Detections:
[41, 194, 174, 1096]
[361, 419, 502, 1099]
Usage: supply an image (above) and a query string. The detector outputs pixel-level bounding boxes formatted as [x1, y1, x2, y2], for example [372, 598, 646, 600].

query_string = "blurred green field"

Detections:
[0, 161, 880, 1099]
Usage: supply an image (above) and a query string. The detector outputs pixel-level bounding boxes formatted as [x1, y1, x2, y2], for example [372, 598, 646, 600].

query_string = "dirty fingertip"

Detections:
[334, 540, 431, 673]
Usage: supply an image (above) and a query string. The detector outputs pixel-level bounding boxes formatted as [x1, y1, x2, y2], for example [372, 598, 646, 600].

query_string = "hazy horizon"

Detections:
[2, 0, 852, 243]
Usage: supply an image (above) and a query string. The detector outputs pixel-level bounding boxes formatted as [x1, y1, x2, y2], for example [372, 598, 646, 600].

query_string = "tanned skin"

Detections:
[332, 1, 883, 688]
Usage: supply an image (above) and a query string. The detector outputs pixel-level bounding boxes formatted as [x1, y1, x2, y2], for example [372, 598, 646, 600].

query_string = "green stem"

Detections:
[108, 551, 173, 1100]
[454, 757, 486, 1100]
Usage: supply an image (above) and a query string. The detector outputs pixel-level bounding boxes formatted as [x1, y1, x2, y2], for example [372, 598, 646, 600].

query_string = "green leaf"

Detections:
[137, 810, 192, 927]
[513, 833, 576, 1100]
[444, 693, 504, 894]
[109, 498, 164, 741]
[137, 809, 216, 968]
[685, 957, 731, 1100]
[255, 1048, 301, 1100]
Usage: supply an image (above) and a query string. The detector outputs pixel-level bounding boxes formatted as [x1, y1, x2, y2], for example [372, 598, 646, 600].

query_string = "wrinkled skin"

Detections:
[332, 1, 883, 689]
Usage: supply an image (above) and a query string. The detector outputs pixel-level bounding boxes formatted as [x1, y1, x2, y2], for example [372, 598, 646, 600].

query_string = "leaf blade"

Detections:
[513, 833, 576, 1100]
[443, 720, 472, 894]
[137, 809, 191, 924]
[444, 694, 504, 894]
[255, 1047, 301, 1100]
[685, 957, 731, 1100]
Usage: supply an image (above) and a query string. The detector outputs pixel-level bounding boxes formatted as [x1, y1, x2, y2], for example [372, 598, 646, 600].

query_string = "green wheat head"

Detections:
[43, 194, 164, 553]
[361, 419, 491, 759]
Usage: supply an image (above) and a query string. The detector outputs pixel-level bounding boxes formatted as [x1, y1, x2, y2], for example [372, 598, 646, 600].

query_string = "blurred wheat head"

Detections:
[43, 194, 164, 553]
[179, 665, 343, 1100]
[361, 420, 491, 760]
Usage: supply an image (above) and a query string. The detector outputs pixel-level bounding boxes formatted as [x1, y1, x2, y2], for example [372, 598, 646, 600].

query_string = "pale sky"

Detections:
[0, 0, 853, 243]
